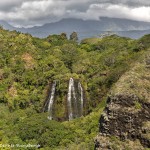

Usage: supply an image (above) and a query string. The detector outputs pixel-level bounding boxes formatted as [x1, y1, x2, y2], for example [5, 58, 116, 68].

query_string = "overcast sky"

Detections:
[0, 0, 150, 27]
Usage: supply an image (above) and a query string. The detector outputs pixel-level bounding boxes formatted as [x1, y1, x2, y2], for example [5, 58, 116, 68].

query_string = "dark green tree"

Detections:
[70, 32, 78, 42]
[60, 32, 67, 40]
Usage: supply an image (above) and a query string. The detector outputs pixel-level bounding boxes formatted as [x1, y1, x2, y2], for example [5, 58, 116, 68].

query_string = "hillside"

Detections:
[0, 27, 149, 149]
[95, 49, 150, 149]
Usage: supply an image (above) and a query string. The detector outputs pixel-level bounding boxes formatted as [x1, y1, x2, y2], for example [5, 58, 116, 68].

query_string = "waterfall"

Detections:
[45, 78, 84, 121]
[72, 80, 78, 118]
[67, 78, 84, 120]
[78, 82, 84, 116]
[67, 78, 74, 120]
[47, 81, 56, 120]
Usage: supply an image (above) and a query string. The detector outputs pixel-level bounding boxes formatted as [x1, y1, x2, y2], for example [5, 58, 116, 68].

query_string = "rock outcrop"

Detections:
[96, 94, 150, 149]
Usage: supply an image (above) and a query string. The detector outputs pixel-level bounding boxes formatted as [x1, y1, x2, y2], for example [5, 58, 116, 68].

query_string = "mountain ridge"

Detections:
[1, 17, 150, 39]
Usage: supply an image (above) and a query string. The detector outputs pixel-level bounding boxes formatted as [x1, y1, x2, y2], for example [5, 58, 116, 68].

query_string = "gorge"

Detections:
[44, 78, 84, 121]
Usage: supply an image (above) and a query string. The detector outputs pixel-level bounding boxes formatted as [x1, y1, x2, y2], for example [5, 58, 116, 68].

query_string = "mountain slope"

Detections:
[0, 20, 16, 30]
[95, 49, 150, 149]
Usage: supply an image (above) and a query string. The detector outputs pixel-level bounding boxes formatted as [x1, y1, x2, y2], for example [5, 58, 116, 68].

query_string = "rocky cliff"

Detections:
[95, 52, 150, 150]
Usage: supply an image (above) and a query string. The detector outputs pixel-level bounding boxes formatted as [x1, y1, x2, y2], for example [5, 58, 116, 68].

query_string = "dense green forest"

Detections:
[0, 27, 149, 149]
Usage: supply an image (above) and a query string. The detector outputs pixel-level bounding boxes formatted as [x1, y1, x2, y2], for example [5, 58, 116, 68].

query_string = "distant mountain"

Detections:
[0, 20, 16, 30]
[1, 17, 150, 39]
[23, 17, 150, 39]
[117, 29, 150, 39]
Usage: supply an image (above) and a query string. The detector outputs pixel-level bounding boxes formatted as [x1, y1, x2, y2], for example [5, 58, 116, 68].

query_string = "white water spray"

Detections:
[67, 78, 74, 120]
[78, 82, 84, 116]
[47, 81, 56, 120]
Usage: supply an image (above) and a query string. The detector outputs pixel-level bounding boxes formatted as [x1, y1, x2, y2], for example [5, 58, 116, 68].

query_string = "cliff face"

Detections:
[95, 52, 150, 150]
[98, 94, 150, 148]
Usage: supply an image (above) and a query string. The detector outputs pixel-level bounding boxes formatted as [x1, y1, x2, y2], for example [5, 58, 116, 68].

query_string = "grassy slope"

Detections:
[111, 49, 150, 103]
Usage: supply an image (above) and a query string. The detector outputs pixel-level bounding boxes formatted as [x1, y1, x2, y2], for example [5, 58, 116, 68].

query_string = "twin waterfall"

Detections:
[47, 78, 84, 121]
[67, 78, 84, 120]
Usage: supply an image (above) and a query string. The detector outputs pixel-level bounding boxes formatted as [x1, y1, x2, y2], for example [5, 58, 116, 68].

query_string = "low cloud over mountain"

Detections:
[0, 0, 150, 27]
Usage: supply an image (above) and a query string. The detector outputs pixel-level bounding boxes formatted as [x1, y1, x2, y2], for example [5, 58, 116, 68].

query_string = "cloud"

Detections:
[0, 0, 149, 27]
[0, 0, 33, 11]
[81, 3, 150, 22]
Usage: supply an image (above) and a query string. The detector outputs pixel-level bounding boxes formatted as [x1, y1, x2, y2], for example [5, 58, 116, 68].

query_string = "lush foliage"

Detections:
[0, 28, 149, 149]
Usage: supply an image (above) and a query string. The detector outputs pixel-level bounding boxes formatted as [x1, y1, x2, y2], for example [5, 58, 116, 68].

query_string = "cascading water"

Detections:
[45, 78, 84, 121]
[78, 82, 84, 116]
[67, 78, 84, 120]
[47, 81, 56, 120]
[72, 80, 78, 118]
[67, 78, 74, 120]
